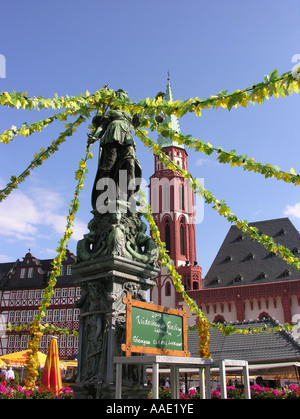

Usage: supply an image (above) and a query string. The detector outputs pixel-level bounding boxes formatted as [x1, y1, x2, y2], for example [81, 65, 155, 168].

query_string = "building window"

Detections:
[20, 335, 27, 349]
[53, 309, 59, 322]
[165, 282, 171, 296]
[67, 309, 73, 322]
[20, 269, 26, 278]
[28, 268, 33, 278]
[180, 220, 185, 256]
[60, 309, 66, 322]
[179, 183, 184, 211]
[67, 335, 73, 348]
[74, 309, 80, 321]
[213, 315, 226, 324]
[15, 335, 20, 349]
[163, 184, 170, 212]
[29, 290, 34, 299]
[27, 310, 33, 322]
[68, 288, 75, 297]
[55, 288, 60, 298]
[259, 312, 271, 320]
[35, 290, 40, 299]
[76, 288, 81, 297]
[46, 310, 52, 322]
[21, 311, 27, 323]
[67, 265, 72, 275]
[16, 291, 22, 299]
[8, 311, 15, 323]
[74, 335, 79, 349]
[40, 335, 46, 348]
[15, 311, 20, 323]
[62, 288, 68, 298]
[235, 274, 243, 283]
[60, 335, 66, 348]
[22, 290, 28, 299]
[8, 335, 14, 348]
[165, 221, 171, 254]
[11, 291, 16, 300]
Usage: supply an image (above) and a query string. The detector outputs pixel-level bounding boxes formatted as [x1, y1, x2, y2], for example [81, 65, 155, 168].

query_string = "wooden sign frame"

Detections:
[121, 293, 190, 357]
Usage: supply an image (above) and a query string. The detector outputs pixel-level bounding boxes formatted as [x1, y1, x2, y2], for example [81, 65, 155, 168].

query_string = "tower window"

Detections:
[180, 220, 185, 256]
[178, 183, 184, 211]
[165, 220, 171, 253]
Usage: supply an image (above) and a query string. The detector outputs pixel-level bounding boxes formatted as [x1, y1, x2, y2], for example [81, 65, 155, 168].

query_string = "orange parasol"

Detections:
[40, 337, 62, 395]
[0, 350, 47, 367]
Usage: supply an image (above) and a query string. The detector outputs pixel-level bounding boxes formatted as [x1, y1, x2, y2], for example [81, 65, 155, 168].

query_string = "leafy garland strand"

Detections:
[0, 112, 89, 203]
[136, 128, 300, 272]
[1, 68, 299, 376]
[24, 137, 93, 389]
[151, 123, 300, 186]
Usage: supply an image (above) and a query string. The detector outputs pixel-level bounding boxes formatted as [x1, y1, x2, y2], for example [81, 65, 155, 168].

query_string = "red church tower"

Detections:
[149, 78, 202, 308]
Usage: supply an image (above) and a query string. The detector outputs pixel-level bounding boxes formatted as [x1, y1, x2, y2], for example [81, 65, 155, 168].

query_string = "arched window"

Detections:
[165, 282, 171, 296]
[213, 315, 226, 324]
[178, 183, 184, 211]
[163, 183, 170, 213]
[259, 312, 270, 320]
[180, 219, 185, 256]
[165, 220, 171, 253]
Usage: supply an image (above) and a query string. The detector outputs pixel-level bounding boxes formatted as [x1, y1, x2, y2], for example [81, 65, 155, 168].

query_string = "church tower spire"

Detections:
[157, 76, 184, 150]
[149, 77, 202, 310]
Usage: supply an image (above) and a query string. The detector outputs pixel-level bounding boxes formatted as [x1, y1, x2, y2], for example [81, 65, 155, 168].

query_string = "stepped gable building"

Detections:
[149, 77, 202, 307]
[0, 249, 81, 358]
[177, 217, 300, 326]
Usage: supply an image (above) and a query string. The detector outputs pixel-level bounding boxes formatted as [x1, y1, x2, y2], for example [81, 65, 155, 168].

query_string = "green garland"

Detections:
[136, 128, 300, 273]
[1, 67, 299, 370]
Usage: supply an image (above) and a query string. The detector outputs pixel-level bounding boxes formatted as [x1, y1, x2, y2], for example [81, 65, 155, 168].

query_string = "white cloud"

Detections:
[195, 157, 217, 167]
[0, 187, 87, 244]
[0, 254, 14, 262]
[284, 203, 300, 219]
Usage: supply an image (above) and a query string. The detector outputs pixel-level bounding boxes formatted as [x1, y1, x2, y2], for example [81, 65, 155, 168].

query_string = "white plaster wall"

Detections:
[244, 297, 285, 324]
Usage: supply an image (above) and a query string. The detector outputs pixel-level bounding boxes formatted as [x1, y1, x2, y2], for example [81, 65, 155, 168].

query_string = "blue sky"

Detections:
[0, 0, 299, 276]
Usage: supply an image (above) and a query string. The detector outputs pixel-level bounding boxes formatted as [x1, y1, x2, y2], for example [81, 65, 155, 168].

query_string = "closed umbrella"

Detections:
[40, 337, 62, 395]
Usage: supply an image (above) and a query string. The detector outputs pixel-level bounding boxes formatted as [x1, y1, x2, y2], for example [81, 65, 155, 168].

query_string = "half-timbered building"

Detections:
[0, 249, 81, 359]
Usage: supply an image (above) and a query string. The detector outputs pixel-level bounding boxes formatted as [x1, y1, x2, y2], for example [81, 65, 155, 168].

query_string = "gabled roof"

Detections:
[0, 249, 80, 290]
[188, 318, 300, 364]
[204, 218, 300, 288]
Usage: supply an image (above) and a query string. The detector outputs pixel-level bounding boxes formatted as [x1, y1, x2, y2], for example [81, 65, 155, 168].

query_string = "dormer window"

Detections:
[279, 229, 286, 235]
[292, 247, 299, 255]
[225, 255, 232, 262]
[284, 269, 291, 277]
[259, 272, 267, 279]
[213, 277, 220, 284]
[237, 235, 244, 241]
[248, 253, 254, 260]
[235, 274, 243, 282]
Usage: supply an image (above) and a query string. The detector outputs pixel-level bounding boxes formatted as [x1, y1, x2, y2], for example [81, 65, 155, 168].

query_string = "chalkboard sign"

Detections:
[121, 293, 190, 357]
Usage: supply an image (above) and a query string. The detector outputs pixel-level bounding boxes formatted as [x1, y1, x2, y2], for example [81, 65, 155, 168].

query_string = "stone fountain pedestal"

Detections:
[71, 203, 159, 399]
